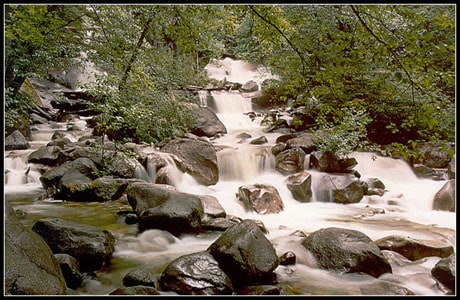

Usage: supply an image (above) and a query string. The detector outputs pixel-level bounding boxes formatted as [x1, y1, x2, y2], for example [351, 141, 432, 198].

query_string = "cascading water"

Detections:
[152, 58, 456, 295]
[4, 58, 455, 296]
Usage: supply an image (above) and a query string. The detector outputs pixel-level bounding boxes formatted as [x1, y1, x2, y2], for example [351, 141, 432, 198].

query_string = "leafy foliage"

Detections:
[4, 4, 455, 159]
[312, 99, 375, 158]
[4, 88, 33, 135]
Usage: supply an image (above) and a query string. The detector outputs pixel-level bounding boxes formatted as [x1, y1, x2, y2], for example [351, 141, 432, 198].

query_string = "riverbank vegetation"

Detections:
[4, 4, 455, 160]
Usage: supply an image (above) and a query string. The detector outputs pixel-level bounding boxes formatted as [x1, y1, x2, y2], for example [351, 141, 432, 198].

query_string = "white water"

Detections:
[136, 58, 455, 295]
[4, 58, 455, 295]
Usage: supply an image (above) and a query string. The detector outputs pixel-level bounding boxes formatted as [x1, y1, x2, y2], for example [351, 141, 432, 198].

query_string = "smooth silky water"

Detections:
[4, 58, 455, 295]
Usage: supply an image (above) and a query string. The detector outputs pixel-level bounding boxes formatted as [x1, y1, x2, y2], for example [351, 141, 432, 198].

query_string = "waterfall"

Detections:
[4, 57, 455, 296]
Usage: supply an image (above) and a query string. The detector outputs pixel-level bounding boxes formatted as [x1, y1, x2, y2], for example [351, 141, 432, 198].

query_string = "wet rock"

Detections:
[28, 145, 65, 166]
[431, 253, 455, 292]
[5, 203, 67, 295]
[47, 137, 74, 149]
[285, 132, 317, 154]
[286, 171, 312, 202]
[191, 106, 227, 138]
[126, 181, 178, 215]
[202, 216, 240, 231]
[279, 251, 296, 266]
[237, 183, 284, 214]
[160, 251, 233, 295]
[240, 80, 259, 92]
[250, 135, 268, 145]
[31, 218, 116, 272]
[136, 188, 204, 236]
[57, 170, 93, 200]
[275, 147, 306, 175]
[123, 267, 157, 288]
[432, 179, 455, 212]
[374, 235, 454, 261]
[161, 138, 219, 185]
[271, 142, 287, 156]
[301, 227, 392, 278]
[54, 253, 83, 289]
[39, 157, 97, 191]
[5, 130, 29, 150]
[90, 176, 129, 201]
[415, 141, 454, 168]
[199, 194, 226, 222]
[315, 174, 364, 204]
[446, 155, 455, 179]
[208, 219, 279, 287]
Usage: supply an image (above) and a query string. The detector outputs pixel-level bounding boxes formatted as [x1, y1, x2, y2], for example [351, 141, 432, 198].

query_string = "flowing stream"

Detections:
[4, 58, 455, 295]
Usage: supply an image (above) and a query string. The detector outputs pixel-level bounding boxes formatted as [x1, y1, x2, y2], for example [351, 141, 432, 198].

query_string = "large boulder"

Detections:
[126, 181, 178, 215]
[240, 80, 259, 93]
[54, 253, 83, 289]
[275, 147, 306, 175]
[88, 176, 129, 201]
[160, 251, 233, 295]
[191, 106, 227, 138]
[4, 203, 67, 295]
[40, 157, 98, 190]
[431, 254, 455, 293]
[127, 181, 204, 236]
[415, 141, 454, 168]
[301, 227, 392, 278]
[5, 130, 29, 150]
[28, 145, 66, 166]
[207, 219, 279, 287]
[31, 218, 116, 272]
[286, 171, 312, 202]
[432, 179, 455, 212]
[315, 174, 364, 204]
[309, 150, 358, 173]
[285, 132, 317, 154]
[237, 183, 284, 214]
[161, 138, 219, 185]
[374, 235, 454, 261]
[122, 267, 157, 288]
[137, 192, 204, 236]
[56, 170, 93, 200]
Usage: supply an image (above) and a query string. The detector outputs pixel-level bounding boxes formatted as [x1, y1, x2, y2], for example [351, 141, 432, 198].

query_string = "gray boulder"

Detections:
[4, 203, 67, 295]
[31, 218, 116, 272]
[191, 106, 227, 138]
[432, 179, 455, 212]
[123, 267, 157, 288]
[28, 145, 65, 166]
[431, 253, 455, 292]
[137, 192, 204, 236]
[275, 147, 306, 175]
[237, 183, 284, 214]
[126, 181, 179, 215]
[5, 129, 29, 150]
[208, 219, 279, 287]
[301, 227, 392, 278]
[375, 235, 454, 261]
[285, 132, 317, 154]
[315, 174, 364, 204]
[286, 171, 312, 202]
[161, 138, 219, 185]
[160, 251, 233, 295]
[54, 253, 83, 289]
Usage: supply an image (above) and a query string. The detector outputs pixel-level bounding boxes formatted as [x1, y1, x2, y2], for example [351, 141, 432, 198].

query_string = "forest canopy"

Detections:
[4, 4, 456, 157]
